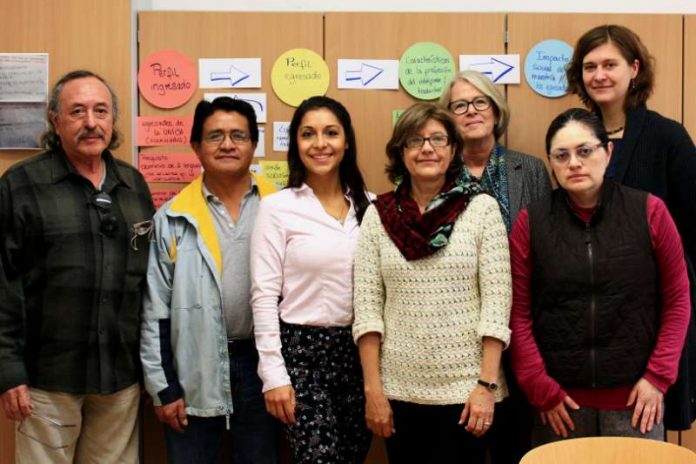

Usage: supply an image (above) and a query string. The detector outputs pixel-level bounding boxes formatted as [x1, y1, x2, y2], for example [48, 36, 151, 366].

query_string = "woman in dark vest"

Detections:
[566, 24, 696, 430]
[509, 108, 690, 445]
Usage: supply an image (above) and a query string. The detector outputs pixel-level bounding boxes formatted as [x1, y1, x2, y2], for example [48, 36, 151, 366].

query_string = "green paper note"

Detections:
[399, 42, 455, 100]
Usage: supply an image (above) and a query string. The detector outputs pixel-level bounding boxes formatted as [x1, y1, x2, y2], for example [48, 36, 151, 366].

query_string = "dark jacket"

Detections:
[506, 149, 552, 226]
[0, 149, 154, 394]
[528, 182, 659, 388]
[612, 104, 696, 429]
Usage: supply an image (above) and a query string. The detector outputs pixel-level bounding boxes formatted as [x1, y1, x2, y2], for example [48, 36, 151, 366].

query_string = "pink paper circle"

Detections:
[138, 50, 197, 109]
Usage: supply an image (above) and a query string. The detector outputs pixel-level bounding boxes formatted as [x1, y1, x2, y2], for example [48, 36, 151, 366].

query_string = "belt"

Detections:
[227, 339, 257, 356]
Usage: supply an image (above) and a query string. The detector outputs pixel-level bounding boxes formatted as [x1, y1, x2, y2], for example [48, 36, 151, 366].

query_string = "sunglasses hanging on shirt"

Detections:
[91, 191, 119, 238]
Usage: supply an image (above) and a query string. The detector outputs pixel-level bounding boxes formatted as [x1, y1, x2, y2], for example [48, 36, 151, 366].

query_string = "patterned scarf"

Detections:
[460, 144, 511, 232]
[374, 177, 483, 261]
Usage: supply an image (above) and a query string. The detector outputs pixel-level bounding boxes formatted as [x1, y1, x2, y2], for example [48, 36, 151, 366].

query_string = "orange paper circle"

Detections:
[138, 49, 197, 109]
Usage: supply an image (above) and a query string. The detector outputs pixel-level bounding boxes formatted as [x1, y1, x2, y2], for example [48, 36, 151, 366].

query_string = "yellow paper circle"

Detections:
[271, 48, 330, 107]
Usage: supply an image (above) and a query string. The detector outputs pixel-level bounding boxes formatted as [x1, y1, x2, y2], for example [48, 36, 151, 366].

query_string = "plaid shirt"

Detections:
[0, 149, 154, 394]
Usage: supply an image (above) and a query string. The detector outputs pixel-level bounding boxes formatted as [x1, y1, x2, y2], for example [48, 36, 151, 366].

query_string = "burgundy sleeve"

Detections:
[642, 195, 691, 393]
[509, 209, 567, 411]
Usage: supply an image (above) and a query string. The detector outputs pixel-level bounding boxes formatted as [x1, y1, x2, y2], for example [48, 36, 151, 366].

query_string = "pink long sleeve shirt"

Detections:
[250, 185, 363, 392]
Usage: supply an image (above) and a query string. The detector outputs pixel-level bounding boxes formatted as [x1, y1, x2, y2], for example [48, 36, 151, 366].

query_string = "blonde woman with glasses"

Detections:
[440, 70, 552, 464]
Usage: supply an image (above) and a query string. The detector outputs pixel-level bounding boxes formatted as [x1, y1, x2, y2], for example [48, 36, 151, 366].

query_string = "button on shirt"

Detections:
[203, 180, 259, 340]
[250, 184, 363, 391]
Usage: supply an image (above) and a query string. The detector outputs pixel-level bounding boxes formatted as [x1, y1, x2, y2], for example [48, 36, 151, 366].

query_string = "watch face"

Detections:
[478, 379, 498, 391]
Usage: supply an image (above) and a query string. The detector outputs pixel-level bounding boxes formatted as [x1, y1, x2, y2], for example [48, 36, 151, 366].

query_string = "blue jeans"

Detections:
[163, 350, 279, 464]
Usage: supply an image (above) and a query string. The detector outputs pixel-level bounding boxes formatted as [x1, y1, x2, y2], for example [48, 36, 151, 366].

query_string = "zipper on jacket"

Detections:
[226, 411, 231, 430]
[585, 222, 597, 388]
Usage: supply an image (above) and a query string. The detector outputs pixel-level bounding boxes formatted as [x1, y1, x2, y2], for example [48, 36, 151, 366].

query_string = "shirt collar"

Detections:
[202, 175, 258, 203]
[49, 148, 131, 191]
[294, 182, 352, 199]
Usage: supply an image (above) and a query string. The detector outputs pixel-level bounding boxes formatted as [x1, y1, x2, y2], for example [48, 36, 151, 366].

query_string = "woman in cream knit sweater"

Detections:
[353, 102, 512, 464]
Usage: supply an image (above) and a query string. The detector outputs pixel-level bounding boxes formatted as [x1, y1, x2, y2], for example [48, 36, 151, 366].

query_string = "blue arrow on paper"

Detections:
[468, 57, 514, 83]
[238, 98, 263, 112]
[210, 65, 250, 87]
[345, 63, 384, 86]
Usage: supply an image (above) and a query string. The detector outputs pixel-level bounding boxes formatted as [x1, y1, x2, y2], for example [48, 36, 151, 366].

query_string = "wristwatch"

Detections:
[477, 379, 499, 391]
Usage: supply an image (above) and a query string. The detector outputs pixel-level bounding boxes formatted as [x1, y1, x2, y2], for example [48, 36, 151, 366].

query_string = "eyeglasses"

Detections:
[448, 96, 492, 115]
[404, 133, 450, 149]
[203, 130, 251, 145]
[91, 191, 118, 238]
[548, 142, 605, 165]
[17, 414, 77, 450]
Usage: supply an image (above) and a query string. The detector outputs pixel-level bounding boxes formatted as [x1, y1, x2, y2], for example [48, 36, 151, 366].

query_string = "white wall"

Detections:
[141, 0, 696, 14]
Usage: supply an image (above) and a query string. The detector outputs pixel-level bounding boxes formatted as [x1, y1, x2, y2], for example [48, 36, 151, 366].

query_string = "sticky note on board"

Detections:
[259, 160, 289, 189]
[392, 109, 404, 126]
[255, 127, 265, 157]
[139, 152, 201, 183]
[0, 53, 49, 102]
[151, 188, 182, 209]
[203, 92, 267, 123]
[138, 49, 197, 109]
[337, 59, 399, 89]
[271, 48, 330, 107]
[137, 116, 193, 147]
[399, 42, 455, 100]
[273, 121, 290, 152]
[459, 54, 520, 84]
[199, 58, 262, 89]
[524, 39, 573, 98]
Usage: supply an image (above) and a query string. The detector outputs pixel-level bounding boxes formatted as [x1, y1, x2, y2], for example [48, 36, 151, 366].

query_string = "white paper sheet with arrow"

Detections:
[203, 92, 267, 123]
[337, 59, 399, 90]
[459, 55, 520, 84]
[199, 58, 262, 89]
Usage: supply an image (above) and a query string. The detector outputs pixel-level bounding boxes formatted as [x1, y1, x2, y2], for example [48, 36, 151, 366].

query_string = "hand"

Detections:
[364, 389, 395, 438]
[154, 398, 188, 433]
[627, 377, 663, 434]
[540, 396, 579, 438]
[264, 385, 296, 425]
[460, 385, 495, 437]
[0, 384, 33, 422]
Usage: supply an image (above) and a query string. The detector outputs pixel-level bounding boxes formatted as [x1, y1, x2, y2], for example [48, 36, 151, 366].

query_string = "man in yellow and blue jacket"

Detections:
[141, 97, 278, 464]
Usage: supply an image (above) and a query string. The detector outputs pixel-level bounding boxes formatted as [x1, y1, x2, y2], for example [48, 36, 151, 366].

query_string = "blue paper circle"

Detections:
[524, 39, 574, 98]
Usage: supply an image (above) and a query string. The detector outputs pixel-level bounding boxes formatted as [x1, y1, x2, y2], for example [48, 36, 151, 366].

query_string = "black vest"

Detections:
[528, 182, 659, 388]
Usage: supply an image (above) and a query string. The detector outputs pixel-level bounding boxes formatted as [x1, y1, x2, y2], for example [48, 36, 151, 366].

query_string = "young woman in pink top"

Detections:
[250, 96, 372, 463]
[509, 108, 690, 445]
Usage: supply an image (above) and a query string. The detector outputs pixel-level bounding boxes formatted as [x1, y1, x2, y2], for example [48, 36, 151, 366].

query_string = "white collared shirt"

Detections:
[250, 183, 364, 391]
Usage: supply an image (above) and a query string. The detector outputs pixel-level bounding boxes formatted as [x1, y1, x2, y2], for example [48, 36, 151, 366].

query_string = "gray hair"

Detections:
[439, 70, 510, 141]
[40, 70, 121, 150]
